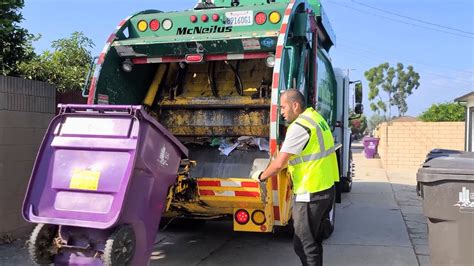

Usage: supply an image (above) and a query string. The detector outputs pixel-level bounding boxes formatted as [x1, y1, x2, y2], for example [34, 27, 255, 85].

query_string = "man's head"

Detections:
[280, 89, 306, 123]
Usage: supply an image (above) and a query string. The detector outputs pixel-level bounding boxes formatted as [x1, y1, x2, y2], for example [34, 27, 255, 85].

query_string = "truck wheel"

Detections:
[320, 198, 336, 240]
[341, 179, 352, 193]
[342, 150, 354, 193]
[103, 225, 135, 266]
[28, 223, 58, 265]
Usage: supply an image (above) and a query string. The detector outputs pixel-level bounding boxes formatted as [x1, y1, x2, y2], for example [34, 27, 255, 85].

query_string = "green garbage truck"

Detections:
[83, 0, 363, 235]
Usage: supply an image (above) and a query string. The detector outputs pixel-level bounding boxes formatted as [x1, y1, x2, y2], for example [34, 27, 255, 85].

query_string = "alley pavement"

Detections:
[0, 147, 429, 265]
[325, 144, 429, 265]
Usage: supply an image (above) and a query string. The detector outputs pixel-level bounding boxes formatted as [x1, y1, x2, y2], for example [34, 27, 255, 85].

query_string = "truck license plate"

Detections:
[225, 11, 253, 26]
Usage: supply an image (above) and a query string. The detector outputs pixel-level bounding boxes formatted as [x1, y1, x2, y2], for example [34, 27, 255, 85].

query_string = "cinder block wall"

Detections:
[0, 76, 55, 239]
[375, 121, 465, 169]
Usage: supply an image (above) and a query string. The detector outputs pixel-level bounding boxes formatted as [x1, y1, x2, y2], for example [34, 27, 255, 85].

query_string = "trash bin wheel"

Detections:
[28, 223, 58, 265]
[320, 198, 336, 240]
[103, 225, 135, 266]
[342, 150, 354, 193]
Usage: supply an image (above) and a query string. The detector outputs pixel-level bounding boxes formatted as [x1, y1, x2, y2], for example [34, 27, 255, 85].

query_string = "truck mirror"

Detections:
[354, 103, 363, 115]
[355, 83, 363, 104]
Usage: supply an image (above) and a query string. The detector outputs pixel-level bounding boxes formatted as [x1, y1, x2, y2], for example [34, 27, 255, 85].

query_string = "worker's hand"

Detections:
[250, 170, 263, 182]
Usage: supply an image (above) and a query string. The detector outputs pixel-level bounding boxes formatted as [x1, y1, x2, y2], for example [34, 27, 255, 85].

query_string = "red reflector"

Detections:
[212, 14, 219, 21]
[255, 12, 267, 25]
[150, 19, 160, 31]
[199, 190, 215, 196]
[235, 191, 260, 197]
[235, 209, 250, 225]
[241, 181, 259, 188]
[185, 54, 203, 62]
[201, 14, 209, 22]
[197, 180, 220, 187]
[190, 15, 198, 23]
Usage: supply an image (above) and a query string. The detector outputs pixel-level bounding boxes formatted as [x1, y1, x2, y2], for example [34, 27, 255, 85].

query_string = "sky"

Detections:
[21, 0, 474, 117]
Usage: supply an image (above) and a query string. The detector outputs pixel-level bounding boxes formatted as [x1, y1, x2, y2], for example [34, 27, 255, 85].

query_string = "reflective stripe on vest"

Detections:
[289, 146, 336, 166]
[299, 115, 325, 152]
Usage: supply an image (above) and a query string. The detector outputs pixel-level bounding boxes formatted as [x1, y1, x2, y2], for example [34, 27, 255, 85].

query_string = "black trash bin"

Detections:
[417, 149, 474, 265]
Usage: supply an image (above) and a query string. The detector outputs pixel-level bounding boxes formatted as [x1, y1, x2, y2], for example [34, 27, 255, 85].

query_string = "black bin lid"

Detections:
[417, 149, 474, 183]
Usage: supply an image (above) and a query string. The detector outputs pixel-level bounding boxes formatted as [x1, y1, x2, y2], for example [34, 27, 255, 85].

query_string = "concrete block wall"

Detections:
[0, 76, 55, 240]
[375, 121, 465, 169]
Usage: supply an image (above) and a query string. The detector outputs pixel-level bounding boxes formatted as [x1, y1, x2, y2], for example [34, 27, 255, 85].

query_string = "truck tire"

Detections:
[28, 223, 58, 265]
[320, 198, 336, 240]
[342, 150, 354, 193]
[103, 225, 135, 266]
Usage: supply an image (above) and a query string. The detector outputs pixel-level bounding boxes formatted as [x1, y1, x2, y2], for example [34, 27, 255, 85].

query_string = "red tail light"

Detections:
[201, 14, 209, 22]
[150, 19, 160, 31]
[185, 54, 203, 63]
[212, 14, 220, 22]
[255, 12, 267, 25]
[190, 15, 198, 23]
[235, 209, 250, 225]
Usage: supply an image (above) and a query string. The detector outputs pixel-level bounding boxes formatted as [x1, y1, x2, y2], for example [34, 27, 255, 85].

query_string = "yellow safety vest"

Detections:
[287, 107, 339, 194]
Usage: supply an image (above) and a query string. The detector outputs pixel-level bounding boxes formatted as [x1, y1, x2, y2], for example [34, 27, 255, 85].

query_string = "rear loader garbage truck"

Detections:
[23, 0, 363, 264]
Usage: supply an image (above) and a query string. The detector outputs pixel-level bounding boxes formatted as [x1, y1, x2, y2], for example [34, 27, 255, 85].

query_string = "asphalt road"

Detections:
[0, 148, 426, 266]
[151, 220, 299, 265]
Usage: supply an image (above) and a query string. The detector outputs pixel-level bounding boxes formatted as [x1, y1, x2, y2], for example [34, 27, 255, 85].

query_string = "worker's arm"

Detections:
[251, 122, 308, 182]
[258, 152, 293, 182]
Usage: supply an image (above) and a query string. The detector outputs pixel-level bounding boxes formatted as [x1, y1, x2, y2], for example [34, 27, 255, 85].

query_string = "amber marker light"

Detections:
[137, 20, 148, 32]
[269, 11, 281, 24]
[251, 210, 266, 225]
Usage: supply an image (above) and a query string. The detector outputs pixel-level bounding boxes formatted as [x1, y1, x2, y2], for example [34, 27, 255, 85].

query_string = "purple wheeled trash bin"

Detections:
[22, 104, 188, 265]
[363, 137, 380, 159]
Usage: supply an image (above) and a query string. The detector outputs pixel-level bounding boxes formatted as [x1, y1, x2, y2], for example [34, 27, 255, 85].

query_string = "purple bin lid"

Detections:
[22, 105, 187, 229]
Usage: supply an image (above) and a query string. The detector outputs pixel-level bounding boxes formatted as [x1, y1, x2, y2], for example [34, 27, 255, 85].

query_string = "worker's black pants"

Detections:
[293, 186, 335, 266]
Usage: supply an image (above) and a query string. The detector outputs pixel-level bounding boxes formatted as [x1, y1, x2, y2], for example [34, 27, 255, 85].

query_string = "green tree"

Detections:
[418, 102, 465, 122]
[368, 113, 386, 132]
[349, 114, 367, 139]
[364, 62, 420, 118]
[0, 0, 35, 76]
[19, 31, 94, 93]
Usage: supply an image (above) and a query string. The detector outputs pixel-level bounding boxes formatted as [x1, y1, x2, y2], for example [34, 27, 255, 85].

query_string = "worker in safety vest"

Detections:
[251, 89, 339, 266]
